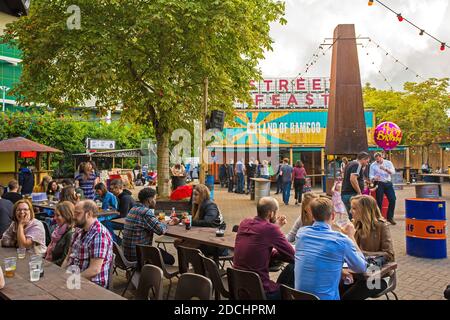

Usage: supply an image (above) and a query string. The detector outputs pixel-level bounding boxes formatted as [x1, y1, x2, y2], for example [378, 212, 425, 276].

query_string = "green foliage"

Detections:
[0, 111, 153, 177]
[363, 78, 450, 146]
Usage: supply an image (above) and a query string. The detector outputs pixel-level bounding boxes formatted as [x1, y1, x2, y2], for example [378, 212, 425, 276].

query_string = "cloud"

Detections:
[259, 0, 450, 90]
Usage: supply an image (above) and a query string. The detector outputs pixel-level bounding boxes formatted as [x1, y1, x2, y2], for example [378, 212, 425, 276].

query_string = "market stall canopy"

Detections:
[0, 137, 62, 153]
[73, 149, 143, 158]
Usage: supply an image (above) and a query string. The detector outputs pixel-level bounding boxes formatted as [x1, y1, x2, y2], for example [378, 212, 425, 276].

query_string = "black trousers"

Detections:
[276, 176, 283, 193]
[228, 177, 234, 192]
[376, 181, 396, 220]
[293, 178, 306, 203]
[340, 277, 388, 300]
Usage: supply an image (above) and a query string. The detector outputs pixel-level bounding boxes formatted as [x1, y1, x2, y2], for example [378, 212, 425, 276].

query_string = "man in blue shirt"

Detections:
[295, 197, 367, 300]
[235, 159, 246, 194]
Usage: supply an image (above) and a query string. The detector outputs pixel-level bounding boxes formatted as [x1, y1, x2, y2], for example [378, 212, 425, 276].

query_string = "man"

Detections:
[341, 152, 370, 218]
[122, 187, 177, 265]
[2, 180, 23, 204]
[245, 159, 256, 194]
[227, 159, 234, 193]
[62, 200, 113, 288]
[235, 159, 246, 194]
[0, 186, 14, 235]
[295, 197, 367, 300]
[233, 197, 294, 300]
[275, 160, 284, 194]
[18, 163, 34, 195]
[219, 163, 227, 188]
[109, 179, 135, 218]
[369, 152, 397, 225]
[280, 158, 293, 205]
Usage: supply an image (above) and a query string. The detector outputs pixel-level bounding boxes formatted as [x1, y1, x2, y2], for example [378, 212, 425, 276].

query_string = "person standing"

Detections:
[260, 160, 270, 180]
[219, 163, 227, 188]
[75, 162, 97, 200]
[340, 157, 349, 177]
[292, 161, 307, 206]
[280, 158, 293, 205]
[341, 152, 370, 219]
[227, 159, 235, 193]
[235, 159, 245, 194]
[275, 161, 284, 195]
[369, 152, 397, 225]
[245, 159, 256, 194]
[18, 163, 34, 195]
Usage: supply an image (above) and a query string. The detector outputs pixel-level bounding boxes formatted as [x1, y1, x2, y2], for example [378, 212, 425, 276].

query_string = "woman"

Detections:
[260, 160, 270, 180]
[340, 157, 349, 177]
[34, 176, 52, 193]
[94, 183, 118, 210]
[341, 195, 395, 300]
[285, 192, 319, 243]
[46, 180, 61, 200]
[45, 201, 74, 266]
[74, 162, 97, 200]
[292, 161, 307, 206]
[171, 164, 186, 177]
[1, 199, 47, 255]
[59, 186, 80, 205]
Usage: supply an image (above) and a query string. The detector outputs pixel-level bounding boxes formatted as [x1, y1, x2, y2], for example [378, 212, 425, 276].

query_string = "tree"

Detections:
[364, 78, 450, 163]
[3, 0, 285, 197]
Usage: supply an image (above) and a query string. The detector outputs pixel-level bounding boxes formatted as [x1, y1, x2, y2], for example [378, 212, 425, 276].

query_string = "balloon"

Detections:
[373, 122, 403, 151]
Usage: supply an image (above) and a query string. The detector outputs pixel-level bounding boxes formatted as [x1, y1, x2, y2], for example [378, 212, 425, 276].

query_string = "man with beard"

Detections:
[62, 200, 113, 288]
[233, 197, 294, 300]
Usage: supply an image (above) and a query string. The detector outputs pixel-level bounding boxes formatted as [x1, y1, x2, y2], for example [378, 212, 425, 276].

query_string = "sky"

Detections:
[258, 0, 450, 91]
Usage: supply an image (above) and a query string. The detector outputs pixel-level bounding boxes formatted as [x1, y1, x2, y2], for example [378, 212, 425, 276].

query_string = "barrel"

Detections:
[254, 178, 271, 203]
[370, 190, 389, 219]
[405, 198, 447, 259]
[416, 184, 440, 199]
[206, 175, 215, 201]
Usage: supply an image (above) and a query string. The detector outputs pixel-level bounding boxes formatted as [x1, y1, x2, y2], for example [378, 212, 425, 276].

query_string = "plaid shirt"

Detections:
[123, 203, 167, 262]
[68, 219, 113, 288]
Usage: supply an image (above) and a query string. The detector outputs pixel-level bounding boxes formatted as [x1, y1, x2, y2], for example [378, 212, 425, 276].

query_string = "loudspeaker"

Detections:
[207, 110, 225, 131]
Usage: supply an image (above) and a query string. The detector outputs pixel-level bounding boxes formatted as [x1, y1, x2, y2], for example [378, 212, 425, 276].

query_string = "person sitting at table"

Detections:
[340, 195, 394, 300]
[294, 197, 367, 300]
[1, 199, 47, 255]
[286, 192, 319, 243]
[59, 186, 80, 205]
[94, 183, 118, 211]
[61, 200, 113, 288]
[109, 179, 135, 218]
[0, 187, 14, 236]
[122, 188, 178, 265]
[2, 180, 23, 204]
[45, 201, 75, 266]
[62, 179, 85, 199]
[233, 197, 294, 300]
[46, 180, 61, 200]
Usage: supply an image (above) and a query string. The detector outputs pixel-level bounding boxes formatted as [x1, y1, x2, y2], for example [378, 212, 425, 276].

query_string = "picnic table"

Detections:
[0, 247, 125, 300]
[347, 262, 397, 280]
[32, 201, 120, 221]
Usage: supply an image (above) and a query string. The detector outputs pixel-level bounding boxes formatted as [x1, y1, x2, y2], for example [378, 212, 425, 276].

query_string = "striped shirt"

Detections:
[75, 173, 97, 200]
[122, 203, 168, 262]
[68, 220, 113, 287]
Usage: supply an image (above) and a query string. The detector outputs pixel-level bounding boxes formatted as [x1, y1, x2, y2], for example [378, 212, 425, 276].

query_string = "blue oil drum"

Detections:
[405, 198, 447, 259]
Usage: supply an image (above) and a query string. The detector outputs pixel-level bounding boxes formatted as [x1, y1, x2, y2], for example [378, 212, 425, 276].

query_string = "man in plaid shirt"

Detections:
[62, 200, 113, 288]
[123, 188, 177, 265]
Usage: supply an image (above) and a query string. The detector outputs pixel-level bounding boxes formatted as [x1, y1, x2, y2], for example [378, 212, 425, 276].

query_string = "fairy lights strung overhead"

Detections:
[368, 0, 448, 51]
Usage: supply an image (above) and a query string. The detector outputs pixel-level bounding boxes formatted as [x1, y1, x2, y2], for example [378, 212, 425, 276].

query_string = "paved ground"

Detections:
[113, 182, 450, 300]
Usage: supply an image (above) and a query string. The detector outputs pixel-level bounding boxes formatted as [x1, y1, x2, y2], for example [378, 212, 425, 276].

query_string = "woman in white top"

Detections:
[285, 192, 319, 243]
[260, 160, 270, 179]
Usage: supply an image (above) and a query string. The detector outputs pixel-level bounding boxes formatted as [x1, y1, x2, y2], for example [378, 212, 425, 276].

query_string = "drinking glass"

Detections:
[4, 257, 17, 278]
[29, 262, 41, 282]
[334, 212, 350, 229]
[17, 247, 26, 259]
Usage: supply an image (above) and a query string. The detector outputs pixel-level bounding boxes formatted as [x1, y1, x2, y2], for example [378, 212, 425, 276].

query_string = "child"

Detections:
[363, 180, 378, 195]
[331, 180, 350, 226]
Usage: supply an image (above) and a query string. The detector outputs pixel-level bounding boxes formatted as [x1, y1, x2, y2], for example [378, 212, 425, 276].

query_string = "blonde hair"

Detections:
[191, 184, 211, 221]
[351, 195, 384, 240]
[300, 192, 320, 226]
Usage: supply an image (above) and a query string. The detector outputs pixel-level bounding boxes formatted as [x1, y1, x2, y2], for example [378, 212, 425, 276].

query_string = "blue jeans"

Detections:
[341, 193, 356, 220]
[236, 172, 245, 193]
[282, 182, 291, 204]
[376, 181, 396, 220]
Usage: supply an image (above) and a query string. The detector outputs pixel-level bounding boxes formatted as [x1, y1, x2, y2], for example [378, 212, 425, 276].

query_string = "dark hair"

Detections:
[310, 197, 333, 222]
[55, 201, 75, 227]
[110, 179, 124, 189]
[61, 179, 74, 187]
[256, 197, 278, 219]
[357, 152, 370, 160]
[46, 180, 60, 195]
[8, 180, 19, 191]
[295, 161, 303, 168]
[59, 186, 79, 205]
[138, 187, 156, 203]
[94, 182, 108, 194]
[0, 185, 4, 197]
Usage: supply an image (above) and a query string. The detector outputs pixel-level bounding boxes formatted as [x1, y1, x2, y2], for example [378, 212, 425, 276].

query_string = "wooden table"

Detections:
[166, 225, 236, 250]
[348, 262, 397, 279]
[0, 247, 125, 300]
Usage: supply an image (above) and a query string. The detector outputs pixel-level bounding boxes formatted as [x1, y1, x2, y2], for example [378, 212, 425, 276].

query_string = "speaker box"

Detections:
[207, 110, 225, 131]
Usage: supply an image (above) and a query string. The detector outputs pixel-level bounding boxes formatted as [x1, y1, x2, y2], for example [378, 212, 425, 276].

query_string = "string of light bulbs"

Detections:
[358, 43, 394, 90]
[367, 0, 448, 51]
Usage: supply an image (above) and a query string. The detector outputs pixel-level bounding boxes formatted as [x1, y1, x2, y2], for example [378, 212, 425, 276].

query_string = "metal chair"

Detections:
[371, 270, 399, 300]
[174, 273, 213, 300]
[135, 264, 164, 300]
[227, 267, 266, 300]
[42, 220, 52, 246]
[177, 246, 206, 275]
[215, 224, 239, 269]
[106, 253, 116, 290]
[112, 242, 137, 296]
[280, 284, 319, 300]
[136, 244, 180, 299]
[201, 255, 229, 300]
[155, 235, 175, 252]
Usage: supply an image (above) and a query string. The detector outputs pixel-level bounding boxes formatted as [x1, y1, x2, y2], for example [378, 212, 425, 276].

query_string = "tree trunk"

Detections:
[156, 126, 171, 198]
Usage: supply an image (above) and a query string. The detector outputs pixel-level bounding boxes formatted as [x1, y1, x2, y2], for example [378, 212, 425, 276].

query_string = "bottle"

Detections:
[171, 207, 177, 218]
